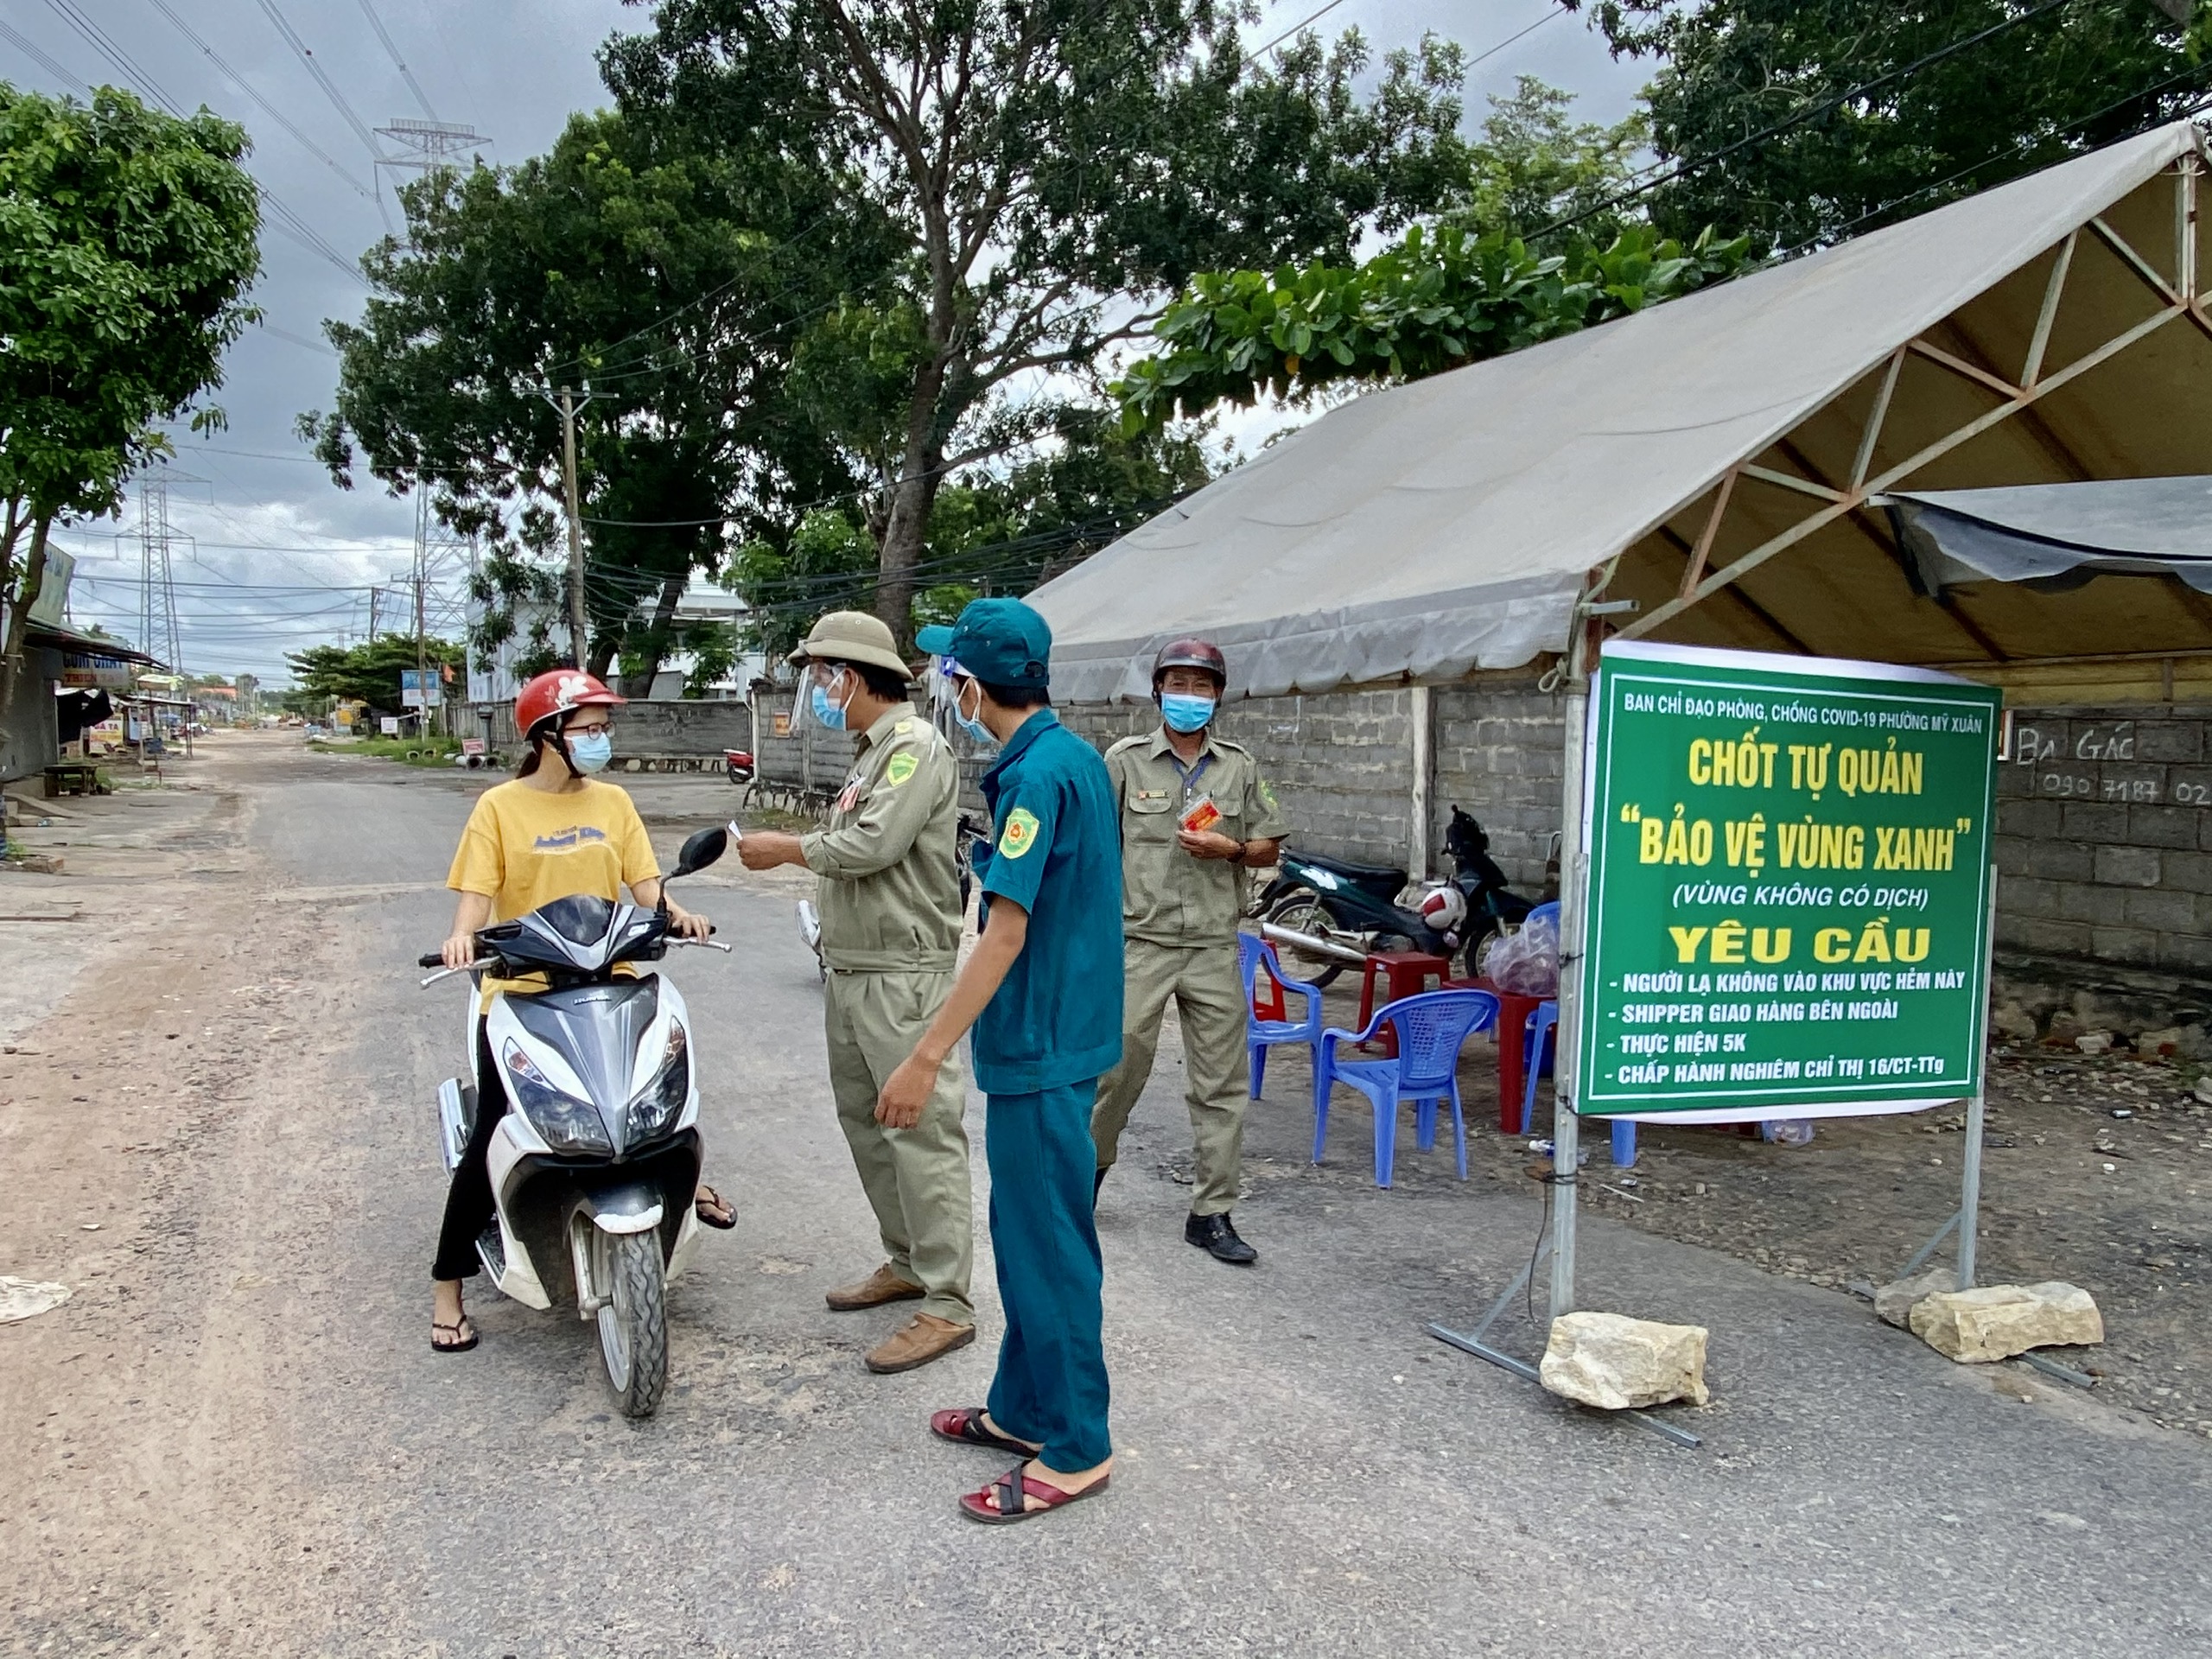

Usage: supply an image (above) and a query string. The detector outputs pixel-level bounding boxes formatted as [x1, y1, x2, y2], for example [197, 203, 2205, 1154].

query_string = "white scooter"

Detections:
[418, 824, 733, 1417]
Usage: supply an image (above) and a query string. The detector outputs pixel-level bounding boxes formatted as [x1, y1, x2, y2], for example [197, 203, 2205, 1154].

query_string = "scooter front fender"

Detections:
[579, 1183, 664, 1236]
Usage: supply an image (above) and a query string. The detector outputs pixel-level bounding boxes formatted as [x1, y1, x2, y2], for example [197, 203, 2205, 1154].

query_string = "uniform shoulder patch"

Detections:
[1212, 736, 1252, 755]
[884, 751, 918, 787]
[999, 806, 1041, 859]
[1105, 734, 1148, 756]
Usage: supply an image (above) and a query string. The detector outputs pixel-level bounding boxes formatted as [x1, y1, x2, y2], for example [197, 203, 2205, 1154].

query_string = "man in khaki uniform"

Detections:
[1091, 638, 1287, 1266]
[737, 612, 974, 1372]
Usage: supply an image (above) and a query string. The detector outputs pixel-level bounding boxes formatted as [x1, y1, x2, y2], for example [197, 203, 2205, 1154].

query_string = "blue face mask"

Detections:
[810, 679, 849, 732]
[952, 679, 994, 747]
[1160, 693, 1216, 734]
[566, 729, 613, 774]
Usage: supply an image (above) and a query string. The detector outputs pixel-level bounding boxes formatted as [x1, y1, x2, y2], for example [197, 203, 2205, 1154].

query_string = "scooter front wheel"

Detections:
[588, 1222, 669, 1418]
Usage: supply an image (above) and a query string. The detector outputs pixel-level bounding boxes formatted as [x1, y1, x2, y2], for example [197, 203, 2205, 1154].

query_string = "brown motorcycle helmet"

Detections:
[1152, 637, 1227, 694]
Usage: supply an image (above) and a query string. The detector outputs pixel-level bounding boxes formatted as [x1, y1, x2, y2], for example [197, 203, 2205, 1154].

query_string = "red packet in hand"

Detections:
[1180, 794, 1221, 834]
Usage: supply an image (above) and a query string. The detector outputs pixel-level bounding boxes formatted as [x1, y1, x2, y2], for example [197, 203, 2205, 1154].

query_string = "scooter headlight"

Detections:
[503, 1041, 613, 1154]
[626, 1025, 690, 1146]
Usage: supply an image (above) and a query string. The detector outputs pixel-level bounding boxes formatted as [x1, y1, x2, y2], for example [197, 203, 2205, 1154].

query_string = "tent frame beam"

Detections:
[1620, 298, 2186, 645]
[1624, 157, 2208, 650]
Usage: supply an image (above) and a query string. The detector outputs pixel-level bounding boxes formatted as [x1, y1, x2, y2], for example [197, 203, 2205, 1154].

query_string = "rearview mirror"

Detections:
[672, 825, 728, 879]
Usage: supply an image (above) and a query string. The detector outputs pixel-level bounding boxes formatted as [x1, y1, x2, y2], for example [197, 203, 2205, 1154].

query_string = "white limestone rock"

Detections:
[1908, 1282, 2103, 1363]
[1540, 1311, 1711, 1410]
[1873, 1267, 1957, 1329]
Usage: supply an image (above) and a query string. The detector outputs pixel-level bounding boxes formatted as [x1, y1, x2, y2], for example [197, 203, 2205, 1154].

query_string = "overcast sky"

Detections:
[1, 0, 1649, 683]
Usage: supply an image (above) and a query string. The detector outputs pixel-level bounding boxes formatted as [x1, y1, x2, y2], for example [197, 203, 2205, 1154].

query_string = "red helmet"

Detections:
[515, 669, 623, 741]
[1152, 637, 1227, 691]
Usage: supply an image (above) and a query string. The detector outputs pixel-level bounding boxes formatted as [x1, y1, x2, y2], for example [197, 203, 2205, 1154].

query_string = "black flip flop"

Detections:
[694, 1185, 736, 1230]
[430, 1316, 478, 1354]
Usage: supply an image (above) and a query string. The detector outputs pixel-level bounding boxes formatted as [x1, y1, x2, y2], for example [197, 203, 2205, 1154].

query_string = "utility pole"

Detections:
[541, 385, 601, 670]
[414, 490, 430, 735]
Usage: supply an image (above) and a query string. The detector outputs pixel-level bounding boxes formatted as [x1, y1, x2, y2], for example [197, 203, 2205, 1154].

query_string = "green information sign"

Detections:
[1576, 640, 2000, 1118]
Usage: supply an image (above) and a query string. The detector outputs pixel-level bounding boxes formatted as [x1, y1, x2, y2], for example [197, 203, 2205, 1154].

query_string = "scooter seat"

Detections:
[1294, 850, 1409, 887]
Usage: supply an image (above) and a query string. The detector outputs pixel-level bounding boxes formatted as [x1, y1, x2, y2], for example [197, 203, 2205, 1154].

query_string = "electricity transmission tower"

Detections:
[373, 118, 490, 200]
[137, 471, 192, 676]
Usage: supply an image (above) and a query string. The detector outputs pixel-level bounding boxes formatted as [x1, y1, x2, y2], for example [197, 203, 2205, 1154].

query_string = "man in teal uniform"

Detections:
[875, 598, 1122, 1524]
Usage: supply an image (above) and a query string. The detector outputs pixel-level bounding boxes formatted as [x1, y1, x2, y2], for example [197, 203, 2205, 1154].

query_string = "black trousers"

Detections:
[431, 1020, 508, 1282]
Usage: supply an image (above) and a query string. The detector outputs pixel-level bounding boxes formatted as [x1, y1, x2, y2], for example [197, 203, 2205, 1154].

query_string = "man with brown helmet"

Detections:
[1090, 639, 1286, 1265]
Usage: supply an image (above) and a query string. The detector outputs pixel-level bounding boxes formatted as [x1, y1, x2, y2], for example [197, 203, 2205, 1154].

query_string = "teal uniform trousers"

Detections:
[982, 1080, 1112, 1471]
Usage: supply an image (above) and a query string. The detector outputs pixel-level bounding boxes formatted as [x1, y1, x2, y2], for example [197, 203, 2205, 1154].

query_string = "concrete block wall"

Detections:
[1993, 707, 2212, 980]
[471, 698, 757, 759]
[1058, 690, 1419, 868]
[1432, 680, 1565, 893]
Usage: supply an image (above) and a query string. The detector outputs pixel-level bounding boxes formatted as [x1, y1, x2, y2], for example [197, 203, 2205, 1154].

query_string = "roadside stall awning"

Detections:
[26, 623, 164, 671]
[1033, 120, 2212, 702]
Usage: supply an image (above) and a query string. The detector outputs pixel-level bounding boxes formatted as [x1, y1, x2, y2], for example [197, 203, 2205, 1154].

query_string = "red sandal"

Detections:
[931, 1407, 1041, 1456]
[957, 1461, 1109, 1525]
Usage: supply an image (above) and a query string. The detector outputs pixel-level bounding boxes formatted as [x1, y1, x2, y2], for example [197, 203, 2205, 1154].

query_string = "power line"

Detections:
[1465, 5, 1565, 72]
[1535, 0, 2078, 241]
[0, 16, 79, 86]
[141, 0, 377, 202]
[353, 0, 439, 121]
[1243, 0, 1352, 67]
[21, 4, 369, 286]
[249, 0, 385, 156]
[247, 0, 394, 232]
[1779, 63, 2212, 257]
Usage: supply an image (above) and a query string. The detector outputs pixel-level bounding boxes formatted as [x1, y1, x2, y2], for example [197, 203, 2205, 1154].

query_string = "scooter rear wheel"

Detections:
[1263, 893, 1353, 988]
[589, 1224, 669, 1418]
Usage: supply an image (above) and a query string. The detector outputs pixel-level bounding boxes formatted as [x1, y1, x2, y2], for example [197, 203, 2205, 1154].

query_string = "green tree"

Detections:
[0, 85, 260, 716]
[607, 3, 1472, 644]
[1564, 0, 2201, 251]
[724, 413, 1216, 657]
[1112, 81, 1750, 431]
[285, 633, 461, 709]
[303, 107, 883, 684]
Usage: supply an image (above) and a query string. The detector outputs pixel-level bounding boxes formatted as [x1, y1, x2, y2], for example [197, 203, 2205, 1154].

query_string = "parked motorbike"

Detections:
[417, 823, 734, 1418]
[723, 748, 756, 785]
[1253, 806, 1536, 986]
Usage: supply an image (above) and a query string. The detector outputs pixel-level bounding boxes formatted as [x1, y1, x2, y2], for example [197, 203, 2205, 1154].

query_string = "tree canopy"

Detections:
[1563, 0, 2204, 251]
[285, 633, 461, 710]
[303, 105, 885, 684]
[0, 84, 260, 710]
[604, 1, 1474, 644]
[1112, 79, 1751, 433]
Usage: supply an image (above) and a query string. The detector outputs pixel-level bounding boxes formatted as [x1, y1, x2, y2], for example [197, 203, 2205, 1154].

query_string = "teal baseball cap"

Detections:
[915, 598, 1052, 690]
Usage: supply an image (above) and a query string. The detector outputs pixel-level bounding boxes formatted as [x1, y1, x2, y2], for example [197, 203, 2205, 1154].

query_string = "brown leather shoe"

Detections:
[865, 1313, 976, 1375]
[825, 1263, 926, 1313]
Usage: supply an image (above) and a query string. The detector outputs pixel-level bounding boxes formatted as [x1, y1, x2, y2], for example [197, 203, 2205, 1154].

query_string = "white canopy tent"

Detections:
[1033, 119, 2212, 706]
[1033, 119, 2212, 1334]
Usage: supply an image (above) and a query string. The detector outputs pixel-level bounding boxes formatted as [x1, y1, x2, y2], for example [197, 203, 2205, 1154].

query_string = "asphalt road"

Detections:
[55, 744, 2212, 1655]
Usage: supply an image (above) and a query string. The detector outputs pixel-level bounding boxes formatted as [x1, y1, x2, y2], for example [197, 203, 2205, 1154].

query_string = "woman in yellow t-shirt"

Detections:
[429, 670, 721, 1354]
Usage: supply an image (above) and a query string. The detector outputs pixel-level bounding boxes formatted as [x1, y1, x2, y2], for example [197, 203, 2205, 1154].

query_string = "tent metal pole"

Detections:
[1548, 623, 1596, 1319]
[1956, 872, 2000, 1288]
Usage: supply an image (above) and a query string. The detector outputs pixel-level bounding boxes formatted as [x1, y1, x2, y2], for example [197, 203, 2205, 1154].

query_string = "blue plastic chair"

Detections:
[1513, 903, 1635, 1167]
[1239, 931, 1325, 1098]
[1313, 988, 1500, 1187]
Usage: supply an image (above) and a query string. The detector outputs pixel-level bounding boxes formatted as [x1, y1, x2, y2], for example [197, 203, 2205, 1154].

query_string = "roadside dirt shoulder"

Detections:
[1, 739, 390, 1655]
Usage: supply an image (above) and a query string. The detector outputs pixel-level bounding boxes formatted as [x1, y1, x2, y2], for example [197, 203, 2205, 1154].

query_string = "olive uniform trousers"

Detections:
[1090, 937, 1248, 1217]
[823, 968, 975, 1325]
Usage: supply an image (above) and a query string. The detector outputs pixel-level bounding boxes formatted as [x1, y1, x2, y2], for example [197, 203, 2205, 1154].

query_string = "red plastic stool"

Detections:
[1446, 978, 1543, 1133]
[1356, 950, 1451, 1057]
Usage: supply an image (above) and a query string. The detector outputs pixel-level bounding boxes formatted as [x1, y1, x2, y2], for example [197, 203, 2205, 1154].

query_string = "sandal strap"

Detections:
[995, 1468, 1024, 1516]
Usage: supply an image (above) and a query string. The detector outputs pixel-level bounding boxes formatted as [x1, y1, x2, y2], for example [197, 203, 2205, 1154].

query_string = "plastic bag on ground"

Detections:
[1488, 912, 1560, 997]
